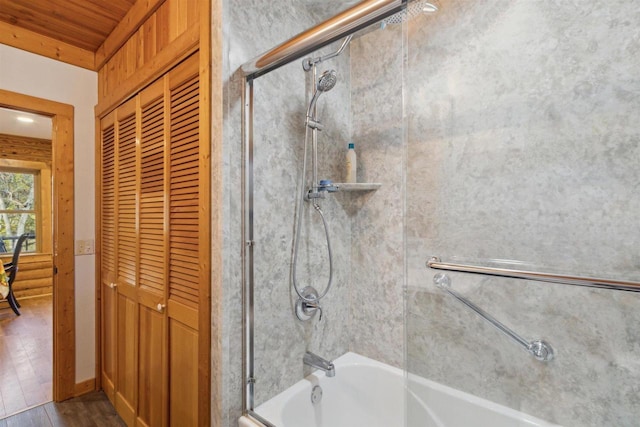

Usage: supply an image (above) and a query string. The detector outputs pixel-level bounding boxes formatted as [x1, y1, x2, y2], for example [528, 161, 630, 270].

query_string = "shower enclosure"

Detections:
[231, 0, 640, 426]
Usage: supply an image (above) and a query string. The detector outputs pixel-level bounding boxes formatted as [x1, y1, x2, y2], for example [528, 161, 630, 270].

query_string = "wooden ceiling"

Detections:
[0, 0, 136, 51]
[0, 0, 163, 70]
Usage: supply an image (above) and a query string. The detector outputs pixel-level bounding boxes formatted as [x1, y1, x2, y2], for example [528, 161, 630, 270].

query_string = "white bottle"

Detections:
[345, 142, 357, 183]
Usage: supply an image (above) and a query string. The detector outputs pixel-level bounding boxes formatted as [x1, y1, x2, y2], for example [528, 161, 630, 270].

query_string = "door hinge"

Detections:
[53, 265, 58, 274]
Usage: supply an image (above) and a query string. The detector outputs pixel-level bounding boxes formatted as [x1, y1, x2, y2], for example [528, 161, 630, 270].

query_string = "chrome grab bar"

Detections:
[427, 257, 640, 293]
[433, 273, 554, 362]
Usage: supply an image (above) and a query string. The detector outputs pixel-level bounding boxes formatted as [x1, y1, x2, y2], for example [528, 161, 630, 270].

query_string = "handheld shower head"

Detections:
[381, 0, 439, 27]
[307, 70, 337, 123]
[316, 69, 337, 92]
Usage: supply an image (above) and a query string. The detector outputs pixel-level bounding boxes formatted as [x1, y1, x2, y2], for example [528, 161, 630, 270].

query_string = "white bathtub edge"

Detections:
[238, 415, 263, 427]
[238, 352, 563, 427]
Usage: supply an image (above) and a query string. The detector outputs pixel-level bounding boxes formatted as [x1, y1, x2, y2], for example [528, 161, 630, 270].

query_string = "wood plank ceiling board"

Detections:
[0, 0, 136, 52]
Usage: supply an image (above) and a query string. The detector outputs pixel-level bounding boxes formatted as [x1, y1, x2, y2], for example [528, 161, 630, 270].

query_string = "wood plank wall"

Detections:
[96, 0, 200, 117]
[0, 253, 53, 300]
[0, 133, 52, 166]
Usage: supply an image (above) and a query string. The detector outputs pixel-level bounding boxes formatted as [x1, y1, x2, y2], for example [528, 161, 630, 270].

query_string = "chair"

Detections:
[3, 233, 33, 316]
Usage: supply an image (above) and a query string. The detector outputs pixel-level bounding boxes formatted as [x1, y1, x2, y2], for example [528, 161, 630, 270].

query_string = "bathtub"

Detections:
[239, 352, 560, 427]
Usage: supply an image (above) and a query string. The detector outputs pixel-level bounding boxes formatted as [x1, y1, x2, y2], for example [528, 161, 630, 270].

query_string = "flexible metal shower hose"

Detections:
[291, 124, 334, 303]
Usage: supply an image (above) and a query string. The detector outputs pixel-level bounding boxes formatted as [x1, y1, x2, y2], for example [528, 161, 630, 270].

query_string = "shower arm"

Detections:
[302, 35, 353, 71]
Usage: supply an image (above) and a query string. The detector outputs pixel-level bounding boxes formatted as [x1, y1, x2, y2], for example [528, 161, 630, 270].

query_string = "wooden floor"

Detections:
[0, 295, 53, 418]
[0, 297, 124, 426]
[0, 391, 125, 426]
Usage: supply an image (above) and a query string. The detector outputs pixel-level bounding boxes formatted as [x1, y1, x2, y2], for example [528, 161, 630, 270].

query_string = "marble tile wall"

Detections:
[221, 1, 362, 425]
[220, 1, 324, 423]
[250, 54, 353, 407]
[405, 1, 640, 426]
[348, 24, 405, 368]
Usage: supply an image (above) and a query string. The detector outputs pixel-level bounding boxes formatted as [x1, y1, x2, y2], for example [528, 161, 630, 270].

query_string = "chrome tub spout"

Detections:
[304, 351, 335, 377]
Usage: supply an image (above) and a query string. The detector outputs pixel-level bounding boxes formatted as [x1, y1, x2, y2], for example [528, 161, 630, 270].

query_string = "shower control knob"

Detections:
[295, 286, 323, 322]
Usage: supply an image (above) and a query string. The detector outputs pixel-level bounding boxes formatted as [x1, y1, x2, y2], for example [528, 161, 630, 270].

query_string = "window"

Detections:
[0, 170, 38, 253]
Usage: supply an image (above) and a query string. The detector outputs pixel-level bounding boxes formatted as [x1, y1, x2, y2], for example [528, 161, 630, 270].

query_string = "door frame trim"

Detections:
[0, 89, 76, 401]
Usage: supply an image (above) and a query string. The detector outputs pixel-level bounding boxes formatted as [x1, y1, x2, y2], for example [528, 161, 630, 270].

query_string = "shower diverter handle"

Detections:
[295, 286, 324, 321]
[303, 300, 323, 321]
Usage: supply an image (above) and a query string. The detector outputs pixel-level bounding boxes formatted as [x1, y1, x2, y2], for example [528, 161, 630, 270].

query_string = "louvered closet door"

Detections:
[100, 111, 117, 403]
[167, 53, 201, 427]
[100, 51, 208, 427]
[114, 97, 139, 426]
[136, 79, 167, 427]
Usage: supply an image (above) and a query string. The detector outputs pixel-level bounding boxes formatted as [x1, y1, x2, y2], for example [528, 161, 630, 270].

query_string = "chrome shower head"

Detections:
[381, 0, 439, 27]
[316, 69, 337, 92]
[307, 70, 337, 123]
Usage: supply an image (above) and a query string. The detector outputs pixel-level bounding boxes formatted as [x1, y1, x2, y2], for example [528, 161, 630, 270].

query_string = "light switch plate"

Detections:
[75, 239, 95, 255]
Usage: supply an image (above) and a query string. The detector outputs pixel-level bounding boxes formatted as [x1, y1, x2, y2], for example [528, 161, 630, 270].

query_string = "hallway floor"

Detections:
[0, 295, 53, 418]
[0, 391, 125, 426]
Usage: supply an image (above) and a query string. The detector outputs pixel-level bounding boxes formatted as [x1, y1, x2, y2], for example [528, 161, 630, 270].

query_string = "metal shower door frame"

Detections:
[240, 0, 408, 424]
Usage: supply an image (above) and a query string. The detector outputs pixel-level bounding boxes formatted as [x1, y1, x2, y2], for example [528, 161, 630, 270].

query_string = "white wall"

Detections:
[0, 44, 97, 382]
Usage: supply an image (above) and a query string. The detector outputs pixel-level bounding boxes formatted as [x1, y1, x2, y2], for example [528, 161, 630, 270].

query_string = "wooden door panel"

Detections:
[140, 81, 166, 298]
[116, 280, 138, 301]
[137, 305, 165, 427]
[101, 282, 117, 401]
[100, 112, 117, 403]
[136, 78, 168, 427]
[138, 288, 165, 310]
[166, 54, 203, 425]
[100, 51, 208, 426]
[116, 294, 137, 425]
[166, 51, 208, 427]
[167, 300, 198, 331]
[169, 319, 198, 427]
[168, 54, 200, 311]
[101, 116, 116, 279]
[116, 99, 138, 289]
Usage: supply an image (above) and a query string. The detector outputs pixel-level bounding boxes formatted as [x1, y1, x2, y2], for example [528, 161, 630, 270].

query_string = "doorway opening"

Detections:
[0, 106, 54, 416]
[0, 89, 76, 410]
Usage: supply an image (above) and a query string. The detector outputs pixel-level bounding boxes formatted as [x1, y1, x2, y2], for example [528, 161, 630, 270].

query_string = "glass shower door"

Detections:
[405, 1, 640, 426]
